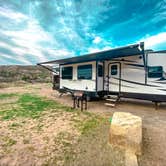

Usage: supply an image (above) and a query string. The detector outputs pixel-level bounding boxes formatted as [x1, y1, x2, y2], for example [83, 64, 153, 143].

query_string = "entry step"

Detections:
[107, 95, 119, 98]
[105, 103, 116, 107]
[106, 98, 117, 102]
[104, 94, 120, 107]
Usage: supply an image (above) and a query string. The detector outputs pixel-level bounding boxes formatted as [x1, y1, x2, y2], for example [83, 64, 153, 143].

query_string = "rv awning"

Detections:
[37, 43, 144, 66]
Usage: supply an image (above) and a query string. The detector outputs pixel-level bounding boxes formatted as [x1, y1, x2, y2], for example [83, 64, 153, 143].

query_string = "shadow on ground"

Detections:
[64, 121, 125, 166]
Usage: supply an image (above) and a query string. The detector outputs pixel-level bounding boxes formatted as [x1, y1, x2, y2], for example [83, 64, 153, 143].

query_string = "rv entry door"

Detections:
[108, 62, 121, 93]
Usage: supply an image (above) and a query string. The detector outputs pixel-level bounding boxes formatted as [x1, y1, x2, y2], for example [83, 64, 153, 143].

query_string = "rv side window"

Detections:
[98, 65, 103, 77]
[53, 67, 60, 73]
[111, 65, 117, 75]
[148, 66, 163, 78]
[77, 64, 92, 80]
[61, 66, 73, 79]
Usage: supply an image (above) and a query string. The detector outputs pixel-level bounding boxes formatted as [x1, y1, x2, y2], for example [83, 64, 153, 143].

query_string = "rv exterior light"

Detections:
[140, 42, 144, 50]
[138, 42, 144, 51]
[138, 45, 141, 51]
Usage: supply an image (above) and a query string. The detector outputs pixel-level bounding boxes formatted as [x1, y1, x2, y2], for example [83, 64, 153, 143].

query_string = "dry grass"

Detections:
[0, 85, 114, 166]
[1, 83, 166, 166]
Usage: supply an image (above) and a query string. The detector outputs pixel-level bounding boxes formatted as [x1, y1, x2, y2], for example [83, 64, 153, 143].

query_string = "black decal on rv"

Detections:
[113, 77, 161, 87]
[124, 63, 144, 68]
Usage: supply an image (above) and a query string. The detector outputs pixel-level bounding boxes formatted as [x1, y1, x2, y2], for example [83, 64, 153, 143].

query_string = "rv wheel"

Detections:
[98, 93, 105, 99]
[86, 96, 91, 101]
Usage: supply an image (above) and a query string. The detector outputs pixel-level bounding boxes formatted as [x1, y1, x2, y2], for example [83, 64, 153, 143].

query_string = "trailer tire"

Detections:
[86, 96, 91, 101]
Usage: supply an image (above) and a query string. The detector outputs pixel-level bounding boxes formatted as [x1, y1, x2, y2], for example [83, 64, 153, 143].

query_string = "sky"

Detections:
[0, 0, 166, 65]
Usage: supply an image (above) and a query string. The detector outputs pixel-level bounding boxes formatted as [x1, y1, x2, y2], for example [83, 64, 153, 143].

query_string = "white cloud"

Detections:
[0, 37, 48, 63]
[88, 45, 112, 53]
[93, 36, 102, 44]
[47, 49, 73, 57]
[88, 47, 101, 53]
[0, 8, 59, 64]
[0, 5, 71, 65]
[139, 32, 166, 49]
[0, 6, 28, 22]
[0, 6, 81, 64]
[0, 53, 31, 65]
[0, 41, 13, 50]
[3, 20, 53, 46]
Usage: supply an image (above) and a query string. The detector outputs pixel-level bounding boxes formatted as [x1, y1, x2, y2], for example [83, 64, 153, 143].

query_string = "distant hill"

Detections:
[0, 65, 52, 83]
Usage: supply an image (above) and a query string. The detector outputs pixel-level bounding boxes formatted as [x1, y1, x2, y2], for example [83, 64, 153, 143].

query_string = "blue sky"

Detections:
[0, 0, 166, 65]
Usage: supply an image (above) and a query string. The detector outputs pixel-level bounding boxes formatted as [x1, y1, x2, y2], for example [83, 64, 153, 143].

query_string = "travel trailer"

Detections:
[37, 42, 166, 104]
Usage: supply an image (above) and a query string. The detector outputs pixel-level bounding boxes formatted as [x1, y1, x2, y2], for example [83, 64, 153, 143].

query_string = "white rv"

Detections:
[38, 43, 166, 103]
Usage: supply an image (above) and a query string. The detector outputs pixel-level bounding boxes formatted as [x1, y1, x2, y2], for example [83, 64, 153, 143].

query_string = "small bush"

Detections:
[21, 75, 31, 81]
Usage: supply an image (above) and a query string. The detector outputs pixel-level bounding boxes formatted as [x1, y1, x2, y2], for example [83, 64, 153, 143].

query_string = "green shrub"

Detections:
[21, 75, 31, 81]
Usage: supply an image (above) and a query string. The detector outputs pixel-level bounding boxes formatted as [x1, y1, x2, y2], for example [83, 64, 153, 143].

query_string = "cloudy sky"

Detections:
[0, 0, 166, 65]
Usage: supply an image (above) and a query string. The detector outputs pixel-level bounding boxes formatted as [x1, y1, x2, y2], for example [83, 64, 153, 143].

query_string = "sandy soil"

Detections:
[40, 84, 166, 166]
[0, 83, 166, 166]
[0, 84, 85, 166]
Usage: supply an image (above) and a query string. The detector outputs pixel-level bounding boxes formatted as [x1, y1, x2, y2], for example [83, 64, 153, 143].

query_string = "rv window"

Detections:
[111, 65, 117, 75]
[53, 67, 59, 73]
[77, 64, 92, 80]
[61, 66, 73, 79]
[148, 66, 163, 78]
[98, 65, 103, 77]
